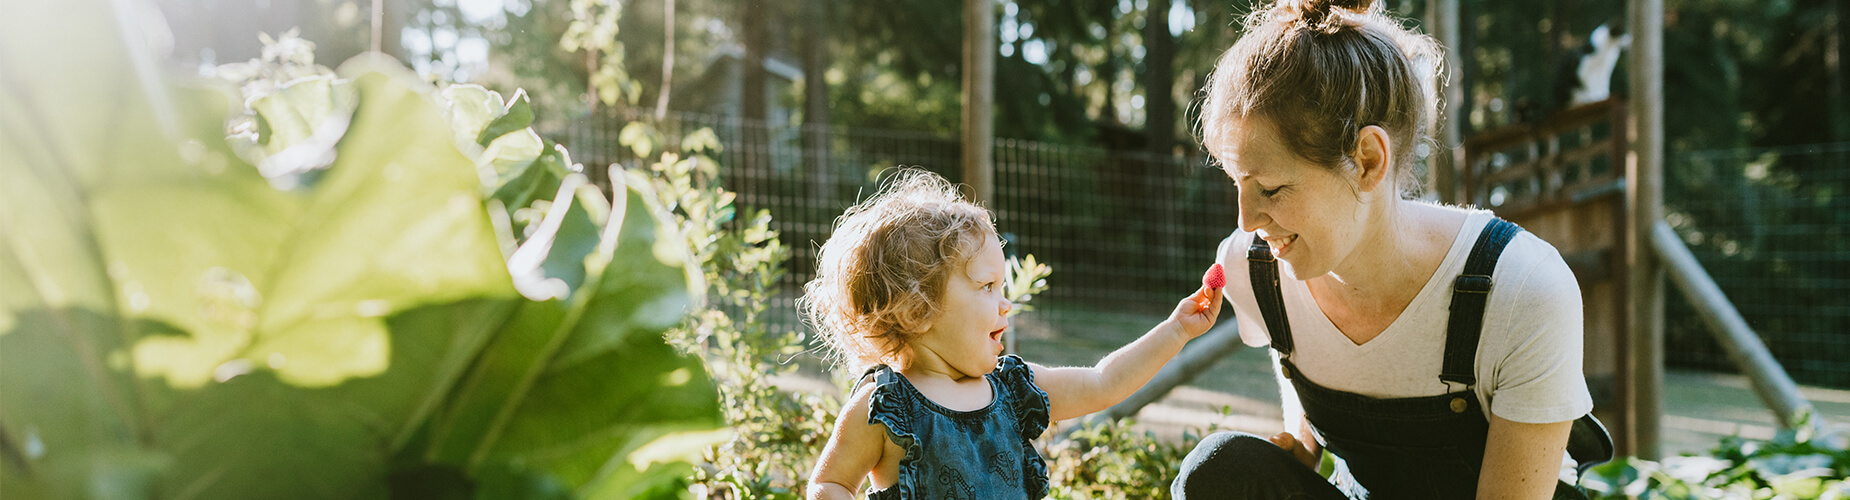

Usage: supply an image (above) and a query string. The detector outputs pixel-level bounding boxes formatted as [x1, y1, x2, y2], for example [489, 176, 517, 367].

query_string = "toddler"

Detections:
[801, 169, 1222, 499]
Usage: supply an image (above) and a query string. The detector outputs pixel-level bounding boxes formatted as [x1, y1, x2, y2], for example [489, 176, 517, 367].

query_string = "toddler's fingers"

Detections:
[1269, 431, 1296, 449]
[1198, 287, 1223, 311]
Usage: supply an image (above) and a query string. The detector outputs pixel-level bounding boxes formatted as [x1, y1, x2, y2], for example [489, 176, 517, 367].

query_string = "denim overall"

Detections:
[860, 354, 1051, 500]
[1193, 218, 1607, 500]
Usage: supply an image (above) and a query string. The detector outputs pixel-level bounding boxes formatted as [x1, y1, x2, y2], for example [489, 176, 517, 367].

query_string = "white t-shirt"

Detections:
[1215, 209, 1593, 426]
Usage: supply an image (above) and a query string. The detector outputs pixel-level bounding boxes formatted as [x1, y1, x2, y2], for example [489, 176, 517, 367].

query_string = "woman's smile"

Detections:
[1266, 234, 1297, 258]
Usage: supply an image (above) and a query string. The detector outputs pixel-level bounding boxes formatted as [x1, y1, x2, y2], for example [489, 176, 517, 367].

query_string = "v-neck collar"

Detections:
[1290, 211, 1489, 350]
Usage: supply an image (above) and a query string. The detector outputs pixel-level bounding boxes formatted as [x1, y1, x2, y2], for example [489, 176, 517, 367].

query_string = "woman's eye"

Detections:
[1261, 186, 1284, 197]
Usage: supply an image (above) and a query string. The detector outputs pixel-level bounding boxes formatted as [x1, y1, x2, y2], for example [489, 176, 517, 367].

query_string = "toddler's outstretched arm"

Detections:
[807, 383, 888, 500]
[1030, 266, 1225, 422]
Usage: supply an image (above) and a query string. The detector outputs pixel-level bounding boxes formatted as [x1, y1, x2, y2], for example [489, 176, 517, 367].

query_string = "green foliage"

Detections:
[1, 10, 717, 499]
[1583, 413, 1850, 500]
[562, 0, 643, 108]
[1007, 254, 1054, 317]
[619, 120, 828, 499]
[1046, 417, 1220, 500]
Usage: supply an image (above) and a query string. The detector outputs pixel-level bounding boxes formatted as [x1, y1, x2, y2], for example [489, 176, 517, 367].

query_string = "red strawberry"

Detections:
[1203, 263, 1226, 290]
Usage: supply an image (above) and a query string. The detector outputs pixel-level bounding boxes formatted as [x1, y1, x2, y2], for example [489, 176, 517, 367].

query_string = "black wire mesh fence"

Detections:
[1663, 144, 1850, 388]
[550, 110, 1238, 345]
[552, 110, 1850, 389]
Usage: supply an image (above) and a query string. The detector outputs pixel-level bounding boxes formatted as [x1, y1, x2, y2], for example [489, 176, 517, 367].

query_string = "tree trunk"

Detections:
[655, 0, 676, 119]
[961, 0, 994, 208]
[740, 0, 770, 202]
[803, 0, 832, 199]
[1142, 0, 1176, 262]
[1144, 0, 1175, 156]
[1427, 0, 1460, 203]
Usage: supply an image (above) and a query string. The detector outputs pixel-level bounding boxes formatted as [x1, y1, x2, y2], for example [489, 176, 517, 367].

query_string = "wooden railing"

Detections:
[1461, 99, 1629, 218]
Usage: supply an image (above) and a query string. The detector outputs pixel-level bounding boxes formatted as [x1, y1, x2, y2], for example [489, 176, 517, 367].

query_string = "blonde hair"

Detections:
[1200, 0, 1442, 197]
[800, 168, 997, 372]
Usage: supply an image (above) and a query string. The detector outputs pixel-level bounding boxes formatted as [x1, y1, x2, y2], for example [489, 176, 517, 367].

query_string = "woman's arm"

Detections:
[1030, 286, 1222, 422]
[1476, 415, 1573, 500]
[807, 384, 888, 500]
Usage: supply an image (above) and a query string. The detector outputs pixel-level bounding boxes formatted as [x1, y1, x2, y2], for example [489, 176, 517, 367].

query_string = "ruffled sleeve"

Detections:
[995, 355, 1051, 498]
[995, 354, 1051, 440]
[862, 366, 921, 500]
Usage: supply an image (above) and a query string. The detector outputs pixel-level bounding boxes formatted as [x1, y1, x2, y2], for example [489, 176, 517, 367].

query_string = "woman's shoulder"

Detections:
[1476, 218, 1584, 342]
[1497, 225, 1579, 299]
[1436, 205, 1573, 296]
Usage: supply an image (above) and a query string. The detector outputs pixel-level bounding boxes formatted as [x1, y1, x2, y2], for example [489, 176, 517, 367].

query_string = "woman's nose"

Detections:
[1236, 189, 1266, 233]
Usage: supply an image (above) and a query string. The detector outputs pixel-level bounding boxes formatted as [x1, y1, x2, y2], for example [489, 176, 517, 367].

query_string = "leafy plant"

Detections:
[1583, 412, 1849, 500]
[1007, 254, 1053, 318]
[611, 120, 826, 499]
[561, 0, 643, 109]
[1, 8, 716, 499]
[1044, 413, 1221, 500]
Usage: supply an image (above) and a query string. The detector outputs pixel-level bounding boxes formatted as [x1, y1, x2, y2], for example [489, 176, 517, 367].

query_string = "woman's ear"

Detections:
[1352, 125, 1392, 193]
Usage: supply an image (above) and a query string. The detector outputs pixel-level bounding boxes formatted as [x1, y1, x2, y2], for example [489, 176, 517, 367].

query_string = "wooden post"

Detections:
[1654, 222, 1815, 430]
[1625, 0, 1665, 460]
[1145, 0, 1175, 157]
[962, 0, 995, 208]
[1426, 0, 1460, 204]
[802, 0, 832, 198]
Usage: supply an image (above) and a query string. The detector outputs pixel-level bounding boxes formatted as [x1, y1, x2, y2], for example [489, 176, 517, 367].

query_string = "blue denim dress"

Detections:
[864, 354, 1051, 500]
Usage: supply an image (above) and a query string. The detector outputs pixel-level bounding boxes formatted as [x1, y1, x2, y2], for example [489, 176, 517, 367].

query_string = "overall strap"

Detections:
[1248, 237, 1294, 356]
[1440, 218, 1524, 387]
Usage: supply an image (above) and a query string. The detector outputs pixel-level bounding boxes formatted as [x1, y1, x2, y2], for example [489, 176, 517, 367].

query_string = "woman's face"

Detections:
[1214, 116, 1372, 281]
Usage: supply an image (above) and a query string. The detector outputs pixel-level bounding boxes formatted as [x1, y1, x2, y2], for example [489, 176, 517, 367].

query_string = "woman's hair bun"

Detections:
[1285, 0, 1379, 33]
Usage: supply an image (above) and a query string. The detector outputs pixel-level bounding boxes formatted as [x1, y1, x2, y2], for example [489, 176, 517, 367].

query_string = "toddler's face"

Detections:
[914, 235, 1012, 378]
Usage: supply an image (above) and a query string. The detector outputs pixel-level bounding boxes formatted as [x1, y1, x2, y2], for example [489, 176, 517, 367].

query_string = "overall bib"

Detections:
[1173, 218, 1609, 499]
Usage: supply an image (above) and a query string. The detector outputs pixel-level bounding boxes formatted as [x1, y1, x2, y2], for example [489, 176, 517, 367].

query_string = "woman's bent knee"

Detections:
[1174, 432, 1306, 497]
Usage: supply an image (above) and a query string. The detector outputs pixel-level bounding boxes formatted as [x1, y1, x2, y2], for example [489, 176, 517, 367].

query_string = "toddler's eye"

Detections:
[982, 282, 995, 292]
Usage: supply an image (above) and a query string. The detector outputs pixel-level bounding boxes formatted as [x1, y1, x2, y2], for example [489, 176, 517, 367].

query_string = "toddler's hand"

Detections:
[1269, 432, 1320, 470]
[1168, 264, 1224, 339]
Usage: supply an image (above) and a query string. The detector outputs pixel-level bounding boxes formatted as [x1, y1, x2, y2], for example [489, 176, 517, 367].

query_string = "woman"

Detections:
[1172, 0, 1596, 498]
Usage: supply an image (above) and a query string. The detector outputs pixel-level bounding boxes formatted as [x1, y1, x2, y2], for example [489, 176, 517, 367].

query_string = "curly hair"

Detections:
[800, 168, 997, 372]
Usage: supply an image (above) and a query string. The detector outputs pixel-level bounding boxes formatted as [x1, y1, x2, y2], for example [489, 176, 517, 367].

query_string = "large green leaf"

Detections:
[141, 298, 516, 499]
[419, 175, 715, 486]
[1, 1, 720, 497]
[1, 2, 234, 495]
[99, 58, 514, 389]
[249, 75, 356, 157]
[440, 84, 545, 182]
[506, 174, 608, 301]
